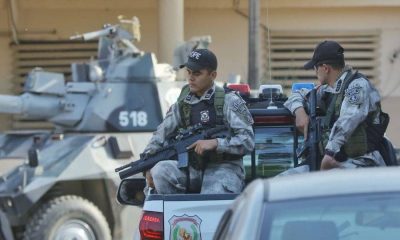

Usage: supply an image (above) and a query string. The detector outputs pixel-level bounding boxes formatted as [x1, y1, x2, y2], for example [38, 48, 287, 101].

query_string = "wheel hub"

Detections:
[53, 219, 96, 240]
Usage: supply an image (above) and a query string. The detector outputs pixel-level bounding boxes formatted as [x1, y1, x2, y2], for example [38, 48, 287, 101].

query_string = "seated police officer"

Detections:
[143, 49, 254, 194]
[284, 40, 387, 170]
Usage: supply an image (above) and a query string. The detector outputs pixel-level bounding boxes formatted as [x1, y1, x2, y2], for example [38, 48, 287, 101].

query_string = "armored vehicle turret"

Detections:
[0, 17, 183, 240]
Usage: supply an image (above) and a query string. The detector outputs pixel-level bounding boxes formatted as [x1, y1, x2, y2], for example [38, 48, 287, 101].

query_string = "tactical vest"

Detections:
[319, 70, 388, 161]
[177, 85, 240, 168]
[178, 85, 225, 128]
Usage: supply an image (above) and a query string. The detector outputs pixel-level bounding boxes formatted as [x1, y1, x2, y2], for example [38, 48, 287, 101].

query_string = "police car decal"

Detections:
[169, 214, 202, 240]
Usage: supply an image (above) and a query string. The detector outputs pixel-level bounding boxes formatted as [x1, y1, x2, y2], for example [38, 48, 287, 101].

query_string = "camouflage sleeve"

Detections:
[143, 103, 181, 154]
[216, 93, 255, 155]
[325, 78, 370, 153]
[283, 88, 311, 114]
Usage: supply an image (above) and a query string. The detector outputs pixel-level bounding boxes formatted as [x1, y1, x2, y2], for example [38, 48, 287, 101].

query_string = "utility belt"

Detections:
[189, 151, 243, 170]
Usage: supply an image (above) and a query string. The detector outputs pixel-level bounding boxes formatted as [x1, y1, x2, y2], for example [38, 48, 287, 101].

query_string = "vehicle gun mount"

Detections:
[0, 16, 176, 133]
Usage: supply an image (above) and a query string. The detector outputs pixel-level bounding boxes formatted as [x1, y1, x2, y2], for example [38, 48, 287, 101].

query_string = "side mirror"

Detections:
[117, 178, 146, 206]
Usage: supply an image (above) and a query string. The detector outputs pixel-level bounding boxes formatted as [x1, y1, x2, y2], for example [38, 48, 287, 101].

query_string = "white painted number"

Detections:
[119, 111, 148, 127]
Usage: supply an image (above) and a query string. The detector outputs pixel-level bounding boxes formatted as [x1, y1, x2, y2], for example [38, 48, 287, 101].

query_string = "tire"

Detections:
[23, 195, 112, 240]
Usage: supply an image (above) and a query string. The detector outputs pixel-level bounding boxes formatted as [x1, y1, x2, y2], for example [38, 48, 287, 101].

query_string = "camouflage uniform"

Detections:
[284, 66, 386, 170]
[144, 84, 254, 194]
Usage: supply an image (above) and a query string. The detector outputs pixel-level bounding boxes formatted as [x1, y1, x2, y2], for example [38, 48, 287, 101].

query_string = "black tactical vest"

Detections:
[178, 85, 225, 128]
[176, 85, 241, 168]
[188, 96, 217, 127]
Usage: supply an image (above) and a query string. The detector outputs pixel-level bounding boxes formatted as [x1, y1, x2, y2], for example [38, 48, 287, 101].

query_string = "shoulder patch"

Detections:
[229, 95, 253, 124]
[345, 85, 363, 105]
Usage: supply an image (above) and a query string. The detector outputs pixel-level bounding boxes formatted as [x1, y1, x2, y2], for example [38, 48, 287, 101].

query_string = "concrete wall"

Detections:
[262, 7, 400, 97]
[0, 1, 15, 129]
[0, 0, 400, 144]
[2, 1, 400, 91]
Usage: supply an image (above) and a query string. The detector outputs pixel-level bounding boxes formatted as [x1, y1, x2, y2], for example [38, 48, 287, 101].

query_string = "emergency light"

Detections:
[291, 83, 315, 93]
[226, 83, 251, 96]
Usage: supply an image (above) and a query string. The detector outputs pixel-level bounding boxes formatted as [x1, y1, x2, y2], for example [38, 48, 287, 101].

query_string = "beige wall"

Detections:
[262, 7, 400, 98]
[185, 9, 249, 82]
[0, 2, 15, 129]
[0, 0, 400, 145]
[2, 1, 400, 90]
[382, 97, 400, 145]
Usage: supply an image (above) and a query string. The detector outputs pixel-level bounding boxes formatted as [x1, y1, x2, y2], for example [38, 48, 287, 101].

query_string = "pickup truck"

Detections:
[117, 83, 306, 240]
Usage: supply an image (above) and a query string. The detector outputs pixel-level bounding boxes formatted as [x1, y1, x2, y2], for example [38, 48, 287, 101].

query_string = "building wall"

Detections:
[0, 0, 400, 144]
[0, 2, 15, 128]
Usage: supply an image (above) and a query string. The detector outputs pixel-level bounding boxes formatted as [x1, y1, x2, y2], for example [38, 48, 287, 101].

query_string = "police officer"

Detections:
[143, 49, 255, 194]
[284, 40, 387, 170]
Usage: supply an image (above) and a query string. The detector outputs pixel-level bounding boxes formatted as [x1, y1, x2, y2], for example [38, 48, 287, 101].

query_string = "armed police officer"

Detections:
[143, 49, 255, 194]
[284, 40, 388, 170]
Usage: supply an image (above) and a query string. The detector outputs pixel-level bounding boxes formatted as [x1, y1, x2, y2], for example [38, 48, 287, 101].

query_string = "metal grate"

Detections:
[11, 39, 98, 129]
[11, 39, 98, 93]
[262, 30, 380, 89]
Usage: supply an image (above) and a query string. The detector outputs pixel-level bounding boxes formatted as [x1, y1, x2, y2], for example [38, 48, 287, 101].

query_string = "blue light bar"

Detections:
[291, 83, 315, 93]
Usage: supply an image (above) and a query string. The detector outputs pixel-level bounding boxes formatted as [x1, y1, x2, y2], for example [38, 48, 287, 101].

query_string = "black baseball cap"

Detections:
[304, 40, 345, 69]
[180, 49, 218, 71]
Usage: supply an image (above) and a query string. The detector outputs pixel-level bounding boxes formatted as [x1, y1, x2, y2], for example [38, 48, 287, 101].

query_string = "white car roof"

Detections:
[263, 166, 400, 202]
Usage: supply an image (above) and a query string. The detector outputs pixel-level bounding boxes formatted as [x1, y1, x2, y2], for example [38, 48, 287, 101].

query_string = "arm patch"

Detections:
[345, 85, 363, 105]
[230, 97, 253, 124]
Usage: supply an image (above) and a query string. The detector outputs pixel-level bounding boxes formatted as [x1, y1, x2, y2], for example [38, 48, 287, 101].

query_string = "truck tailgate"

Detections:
[145, 194, 237, 240]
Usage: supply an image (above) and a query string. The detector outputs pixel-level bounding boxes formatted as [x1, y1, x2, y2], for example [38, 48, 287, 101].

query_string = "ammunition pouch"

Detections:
[322, 111, 390, 162]
[343, 123, 368, 158]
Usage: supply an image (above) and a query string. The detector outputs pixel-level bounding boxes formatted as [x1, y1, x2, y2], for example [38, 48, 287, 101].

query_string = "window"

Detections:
[11, 39, 97, 129]
[243, 126, 303, 180]
[263, 30, 380, 88]
[260, 192, 400, 240]
[12, 39, 98, 91]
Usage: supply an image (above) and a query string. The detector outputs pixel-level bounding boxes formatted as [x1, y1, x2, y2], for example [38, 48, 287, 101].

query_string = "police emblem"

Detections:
[169, 214, 202, 240]
[345, 85, 363, 105]
[200, 110, 210, 123]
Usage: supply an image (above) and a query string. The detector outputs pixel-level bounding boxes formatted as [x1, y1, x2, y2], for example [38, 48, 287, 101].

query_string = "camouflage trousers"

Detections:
[147, 160, 245, 194]
[278, 150, 386, 177]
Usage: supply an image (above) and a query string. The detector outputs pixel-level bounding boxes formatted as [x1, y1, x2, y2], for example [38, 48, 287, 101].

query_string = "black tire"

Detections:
[23, 195, 112, 240]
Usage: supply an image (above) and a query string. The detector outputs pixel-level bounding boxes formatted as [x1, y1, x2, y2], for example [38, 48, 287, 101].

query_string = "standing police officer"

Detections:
[143, 49, 254, 194]
[284, 40, 387, 170]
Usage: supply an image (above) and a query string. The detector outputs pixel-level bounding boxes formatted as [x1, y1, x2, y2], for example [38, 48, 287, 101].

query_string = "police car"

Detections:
[214, 166, 400, 240]
[117, 83, 315, 240]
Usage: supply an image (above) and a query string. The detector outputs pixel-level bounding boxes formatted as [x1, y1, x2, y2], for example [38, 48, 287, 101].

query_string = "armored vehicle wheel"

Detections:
[23, 195, 111, 240]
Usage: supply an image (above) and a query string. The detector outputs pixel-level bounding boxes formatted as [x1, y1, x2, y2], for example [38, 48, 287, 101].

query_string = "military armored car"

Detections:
[0, 17, 183, 240]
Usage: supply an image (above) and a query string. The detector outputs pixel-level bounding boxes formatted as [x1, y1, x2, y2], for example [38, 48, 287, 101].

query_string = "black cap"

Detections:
[304, 40, 345, 69]
[180, 49, 218, 71]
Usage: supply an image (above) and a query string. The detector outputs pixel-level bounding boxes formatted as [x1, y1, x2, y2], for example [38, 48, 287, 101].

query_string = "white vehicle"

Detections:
[116, 83, 397, 240]
[117, 84, 303, 240]
[214, 166, 400, 240]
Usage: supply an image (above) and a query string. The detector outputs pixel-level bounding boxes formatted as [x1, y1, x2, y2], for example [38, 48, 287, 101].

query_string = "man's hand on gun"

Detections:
[187, 139, 218, 155]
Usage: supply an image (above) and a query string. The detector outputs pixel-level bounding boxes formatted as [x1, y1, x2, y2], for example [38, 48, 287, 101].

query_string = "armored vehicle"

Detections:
[0, 17, 183, 240]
